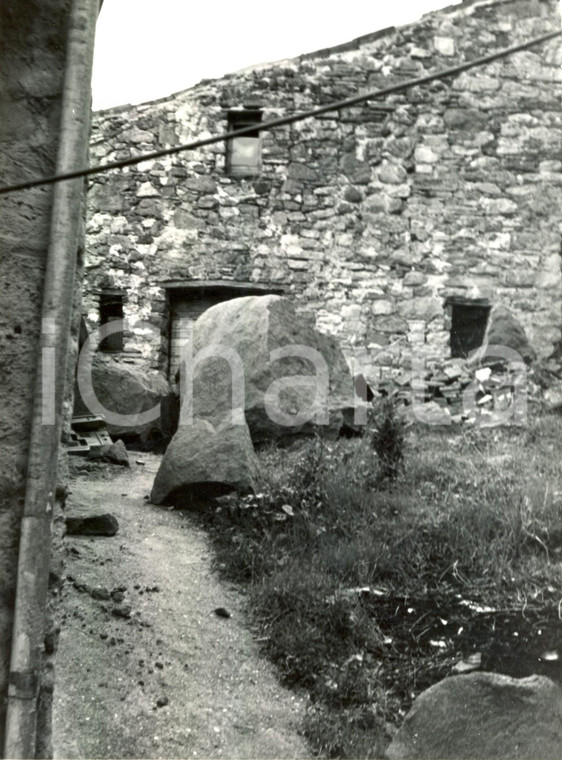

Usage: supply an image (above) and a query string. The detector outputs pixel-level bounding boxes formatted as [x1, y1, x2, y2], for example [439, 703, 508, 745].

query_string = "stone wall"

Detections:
[0, 1, 72, 753]
[86, 0, 562, 385]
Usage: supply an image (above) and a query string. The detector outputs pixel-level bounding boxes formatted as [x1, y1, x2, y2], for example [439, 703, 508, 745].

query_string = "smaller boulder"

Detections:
[91, 587, 111, 601]
[402, 400, 452, 426]
[66, 513, 119, 537]
[386, 672, 562, 759]
[111, 603, 132, 619]
[89, 439, 130, 466]
[150, 418, 259, 506]
[477, 306, 535, 365]
[78, 356, 171, 442]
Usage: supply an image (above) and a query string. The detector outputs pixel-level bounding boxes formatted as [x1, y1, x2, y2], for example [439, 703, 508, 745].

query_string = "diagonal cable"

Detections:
[0, 28, 560, 196]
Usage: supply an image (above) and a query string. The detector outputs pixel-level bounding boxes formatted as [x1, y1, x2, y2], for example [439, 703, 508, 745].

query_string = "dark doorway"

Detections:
[99, 291, 125, 352]
[448, 298, 491, 359]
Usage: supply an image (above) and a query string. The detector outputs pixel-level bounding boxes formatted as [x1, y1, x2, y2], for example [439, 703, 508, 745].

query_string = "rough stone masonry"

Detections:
[84, 0, 562, 392]
[0, 1, 76, 755]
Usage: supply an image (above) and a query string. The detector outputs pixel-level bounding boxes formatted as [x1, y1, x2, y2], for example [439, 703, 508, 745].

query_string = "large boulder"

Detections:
[182, 295, 356, 443]
[76, 355, 172, 443]
[386, 672, 562, 760]
[150, 418, 259, 506]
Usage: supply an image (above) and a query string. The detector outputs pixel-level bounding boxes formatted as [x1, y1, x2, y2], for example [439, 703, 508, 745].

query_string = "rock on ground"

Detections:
[65, 513, 119, 537]
[150, 418, 259, 506]
[401, 400, 452, 426]
[386, 672, 562, 760]
[89, 439, 130, 466]
[185, 294, 356, 443]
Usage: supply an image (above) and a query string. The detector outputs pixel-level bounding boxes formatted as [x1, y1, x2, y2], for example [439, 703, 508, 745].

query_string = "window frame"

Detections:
[225, 108, 263, 178]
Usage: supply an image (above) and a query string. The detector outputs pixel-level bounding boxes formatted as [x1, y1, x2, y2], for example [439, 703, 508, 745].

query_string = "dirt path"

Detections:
[53, 455, 310, 759]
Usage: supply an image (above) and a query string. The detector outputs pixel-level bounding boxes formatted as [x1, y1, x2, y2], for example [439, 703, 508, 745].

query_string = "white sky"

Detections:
[92, 1, 462, 110]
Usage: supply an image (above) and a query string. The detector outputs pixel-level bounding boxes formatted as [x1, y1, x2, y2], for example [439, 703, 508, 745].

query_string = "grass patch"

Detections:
[194, 413, 562, 757]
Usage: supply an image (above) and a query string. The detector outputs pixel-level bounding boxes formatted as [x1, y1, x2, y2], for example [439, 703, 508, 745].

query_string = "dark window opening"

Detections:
[448, 298, 491, 359]
[225, 108, 262, 177]
[99, 292, 124, 352]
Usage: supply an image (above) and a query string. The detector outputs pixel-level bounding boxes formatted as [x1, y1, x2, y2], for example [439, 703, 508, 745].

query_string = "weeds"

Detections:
[194, 414, 562, 758]
[369, 398, 406, 483]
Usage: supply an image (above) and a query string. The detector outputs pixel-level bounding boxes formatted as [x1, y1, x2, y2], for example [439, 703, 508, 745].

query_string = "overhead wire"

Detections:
[0, 27, 560, 196]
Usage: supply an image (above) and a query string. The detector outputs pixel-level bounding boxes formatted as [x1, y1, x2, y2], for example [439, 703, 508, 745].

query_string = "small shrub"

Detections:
[304, 704, 390, 759]
[370, 398, 406, 482]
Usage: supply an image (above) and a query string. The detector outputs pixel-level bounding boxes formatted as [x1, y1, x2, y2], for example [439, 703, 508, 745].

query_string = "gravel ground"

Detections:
[53, 454, 310, 759]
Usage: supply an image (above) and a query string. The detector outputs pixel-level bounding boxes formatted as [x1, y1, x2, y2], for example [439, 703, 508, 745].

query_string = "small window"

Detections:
[448, 298, 491, 359]
[226, 109, 262, 177]
[99, 292, 124, 352]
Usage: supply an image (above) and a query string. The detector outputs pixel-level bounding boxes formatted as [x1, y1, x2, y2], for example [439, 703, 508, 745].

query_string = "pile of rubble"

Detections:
[532, 358, 562, 413]
[377, 357, 534, 426]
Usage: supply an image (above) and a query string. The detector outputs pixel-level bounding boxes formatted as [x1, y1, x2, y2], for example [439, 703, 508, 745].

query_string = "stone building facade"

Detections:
[85, 0, 562, 387]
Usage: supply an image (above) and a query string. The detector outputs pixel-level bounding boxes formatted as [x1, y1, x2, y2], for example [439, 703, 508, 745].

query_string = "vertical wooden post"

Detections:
[4, 1, 99, 756]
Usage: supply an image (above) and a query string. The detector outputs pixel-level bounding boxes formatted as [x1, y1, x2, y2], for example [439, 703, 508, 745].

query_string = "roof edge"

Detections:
[92, 0, 543, 116]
